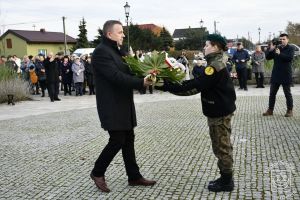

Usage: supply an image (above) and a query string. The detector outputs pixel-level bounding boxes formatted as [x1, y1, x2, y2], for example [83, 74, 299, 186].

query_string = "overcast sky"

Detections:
[1, 0, 299, 45]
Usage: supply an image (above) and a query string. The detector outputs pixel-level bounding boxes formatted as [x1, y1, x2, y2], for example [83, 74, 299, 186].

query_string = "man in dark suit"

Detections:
[263, 33, 295, 117]
[91, 20, 156, 193]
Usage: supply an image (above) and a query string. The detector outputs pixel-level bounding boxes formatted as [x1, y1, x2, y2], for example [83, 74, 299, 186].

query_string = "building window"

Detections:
[6, 39, 12, 48]
[38, 49, 47, 56]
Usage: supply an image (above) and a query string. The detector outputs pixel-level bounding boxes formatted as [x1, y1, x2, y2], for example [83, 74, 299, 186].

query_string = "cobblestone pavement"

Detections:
[0, 88, 299, 199]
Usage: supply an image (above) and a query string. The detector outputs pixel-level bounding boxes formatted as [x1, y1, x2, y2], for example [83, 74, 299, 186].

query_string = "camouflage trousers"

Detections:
[207, 114, 234, 174]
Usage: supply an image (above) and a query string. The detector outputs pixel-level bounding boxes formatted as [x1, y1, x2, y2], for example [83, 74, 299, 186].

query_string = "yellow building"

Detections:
[0, 29, 76, 58]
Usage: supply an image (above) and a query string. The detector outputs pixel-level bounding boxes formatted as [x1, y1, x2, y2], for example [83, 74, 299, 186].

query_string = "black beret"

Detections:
[207, 34, 227, 48]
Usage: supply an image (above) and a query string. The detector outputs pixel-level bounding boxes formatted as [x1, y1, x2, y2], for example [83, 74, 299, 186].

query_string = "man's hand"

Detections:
[235, 59, 239, 63]
[59, 76, 62, 81]
[241, 59, 245, 62]
[143, 77, 153, 87]
[275, 48, 280, 54]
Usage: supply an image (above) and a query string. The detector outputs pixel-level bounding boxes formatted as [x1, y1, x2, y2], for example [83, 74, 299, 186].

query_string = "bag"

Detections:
[247, 68, 252, 80]
[29, 70, 38, 84]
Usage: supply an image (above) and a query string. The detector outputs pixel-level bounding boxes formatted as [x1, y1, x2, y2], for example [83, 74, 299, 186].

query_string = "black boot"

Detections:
[41, 90, 45, 97]
[208, 173, 234, 192]
[259, 77, 265, 88]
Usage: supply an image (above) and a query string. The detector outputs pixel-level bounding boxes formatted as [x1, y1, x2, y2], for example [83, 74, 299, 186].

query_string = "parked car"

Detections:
[290, 44, 300, 56]
[72, 48, 95, 57]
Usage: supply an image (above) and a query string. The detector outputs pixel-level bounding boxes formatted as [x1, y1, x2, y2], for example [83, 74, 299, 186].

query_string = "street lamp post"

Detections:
[214, 20, 219, 34]
[200, 19, 203, 28]
[258, 27, 261, 44]
[124, 2, 130, 52]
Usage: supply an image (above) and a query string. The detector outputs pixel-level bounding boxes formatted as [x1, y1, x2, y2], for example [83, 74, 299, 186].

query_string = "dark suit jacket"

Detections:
[92, 37, 144, 131]
[266, 44, 295, 85]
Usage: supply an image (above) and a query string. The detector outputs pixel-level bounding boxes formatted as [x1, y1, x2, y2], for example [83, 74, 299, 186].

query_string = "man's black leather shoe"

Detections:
[128, 178, 156, 186]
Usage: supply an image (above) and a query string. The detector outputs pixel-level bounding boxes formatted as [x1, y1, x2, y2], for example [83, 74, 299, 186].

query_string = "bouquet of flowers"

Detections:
[124, 52, 186, 84]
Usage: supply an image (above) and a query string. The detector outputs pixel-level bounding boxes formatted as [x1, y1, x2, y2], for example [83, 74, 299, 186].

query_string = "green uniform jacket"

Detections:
[162, 52, 236, 118]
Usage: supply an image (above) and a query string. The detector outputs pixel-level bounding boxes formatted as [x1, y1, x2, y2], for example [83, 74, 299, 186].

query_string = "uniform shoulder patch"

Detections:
[204, 66, 215, 75]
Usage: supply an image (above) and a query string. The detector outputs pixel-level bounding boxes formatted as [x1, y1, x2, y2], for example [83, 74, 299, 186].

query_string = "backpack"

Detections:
[29, 70, 38, 84]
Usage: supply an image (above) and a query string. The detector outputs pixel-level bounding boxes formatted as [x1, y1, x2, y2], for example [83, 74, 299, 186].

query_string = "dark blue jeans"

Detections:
[268, 83, 293, 110]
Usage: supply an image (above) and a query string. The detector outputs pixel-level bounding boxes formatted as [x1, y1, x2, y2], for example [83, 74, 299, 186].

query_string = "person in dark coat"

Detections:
[44, 52, 61, 102]
[232, 43, 250, 90]
[90, 20, 156, 193]
[35, 54, 47, 97]
[84, 56, 95, 95]
[263, 33, 295, 117]
[60, 56, 73, 96]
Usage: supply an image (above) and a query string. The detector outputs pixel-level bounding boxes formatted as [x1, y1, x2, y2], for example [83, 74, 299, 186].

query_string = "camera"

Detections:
[272, 39, 282, 47]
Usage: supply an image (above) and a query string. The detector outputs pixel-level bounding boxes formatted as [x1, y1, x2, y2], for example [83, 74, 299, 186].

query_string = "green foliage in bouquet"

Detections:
[124, 52, 186, 84]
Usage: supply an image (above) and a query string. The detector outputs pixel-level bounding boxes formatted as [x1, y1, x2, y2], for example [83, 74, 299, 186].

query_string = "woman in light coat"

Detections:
[72, 57, 85, 96]
[251, 45, 266, 88]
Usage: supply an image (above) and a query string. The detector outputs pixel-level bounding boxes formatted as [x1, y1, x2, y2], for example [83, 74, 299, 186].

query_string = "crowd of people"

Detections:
[1, 48, 193, 99]
[1, 52, 95, 102]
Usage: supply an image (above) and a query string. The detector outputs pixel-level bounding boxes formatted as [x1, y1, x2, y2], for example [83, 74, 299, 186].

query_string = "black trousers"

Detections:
[92, 130, 142, 181]
[48, 81, 59, 100]
[39, 80, 47, 95]
[236, 67, 247, 89]
[63, 83, 72, 95]
[88, 85, 95, 95]
[268, 83, 293, 110]
[254, 72, 264, 87]
[39, 80, 46, 91]
[75, 82, 83, 96]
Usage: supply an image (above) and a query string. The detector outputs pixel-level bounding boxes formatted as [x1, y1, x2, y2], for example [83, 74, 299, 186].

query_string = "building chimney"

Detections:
[40, 28, 46, 33]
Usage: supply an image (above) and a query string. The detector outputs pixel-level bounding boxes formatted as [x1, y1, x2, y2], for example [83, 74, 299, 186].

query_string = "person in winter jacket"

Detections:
[263, 33, 295, 117]
[72, 57, 85, 96]
[156, 34, 236, 192]
[232, 43, 250, 90]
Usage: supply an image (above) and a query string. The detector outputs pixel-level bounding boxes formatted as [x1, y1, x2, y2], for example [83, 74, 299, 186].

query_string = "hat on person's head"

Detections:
[207, 34, 227, 49]
[237, 42, 242, 46]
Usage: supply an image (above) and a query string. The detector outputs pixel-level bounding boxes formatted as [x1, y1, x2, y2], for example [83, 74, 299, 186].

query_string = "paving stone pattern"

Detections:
[0, 96, 299, 199]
